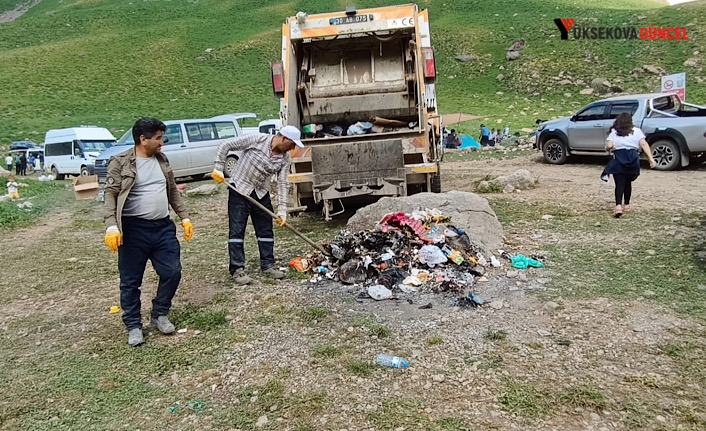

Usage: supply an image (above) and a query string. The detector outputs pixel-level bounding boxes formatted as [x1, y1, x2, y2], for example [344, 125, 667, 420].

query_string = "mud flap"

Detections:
[311, 139, 406, 202]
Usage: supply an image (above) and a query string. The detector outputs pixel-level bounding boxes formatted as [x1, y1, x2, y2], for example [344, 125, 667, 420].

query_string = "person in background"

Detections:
[489, 128, 497, 146]
[13, 154, 20, 175]
[479, 124, 490, 146]
[6, 174, 19, 200]
[503, 125, 510, 139]
[211, 126, 304, 286]
[28, 155, 36, 174]
[5, 154, 12, 172]
[103, 117, 194, 347]
[444, 129, 461, 149]
[601, 112, 657, 218]
[34, 155, 41, 173]
[19, 153, 27, 176]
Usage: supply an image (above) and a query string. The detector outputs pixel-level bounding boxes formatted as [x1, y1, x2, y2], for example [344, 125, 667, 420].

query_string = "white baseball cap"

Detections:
[278, 125, 304, 148]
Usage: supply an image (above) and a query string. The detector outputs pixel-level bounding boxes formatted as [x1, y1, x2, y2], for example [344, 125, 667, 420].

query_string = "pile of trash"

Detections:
[289, 208, 544, 302]
[303, 117, 417, 139]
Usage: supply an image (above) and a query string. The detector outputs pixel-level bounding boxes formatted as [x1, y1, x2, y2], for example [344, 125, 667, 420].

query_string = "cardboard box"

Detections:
[72, 175, 100, 200]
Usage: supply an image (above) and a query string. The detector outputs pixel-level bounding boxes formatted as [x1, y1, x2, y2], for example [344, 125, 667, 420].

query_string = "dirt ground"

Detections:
[1, 152, 705, 430]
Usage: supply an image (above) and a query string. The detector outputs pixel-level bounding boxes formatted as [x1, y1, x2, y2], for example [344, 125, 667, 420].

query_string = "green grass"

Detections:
[557, 383, 609, 411]
[169, 304, 228, 330]
[298, 306, 329, 324]
[368, 398, 475, 431]
[345, 359, 376, 378]
[1, 0, 705, 144]
[368, 323, 392, 338]
[426, 335, 444, 346]
[0, 178, 70, 229]
[312, 344, 341, 359]
[485, 329, 509, 342]
[498, 379, 553, 418]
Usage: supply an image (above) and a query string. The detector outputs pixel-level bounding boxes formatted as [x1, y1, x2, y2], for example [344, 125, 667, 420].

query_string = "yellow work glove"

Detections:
[181, 219, 194, 241]
[211, 169, 225, 184]
[104, 226, 122, 253]
[275, 210, 287, 227]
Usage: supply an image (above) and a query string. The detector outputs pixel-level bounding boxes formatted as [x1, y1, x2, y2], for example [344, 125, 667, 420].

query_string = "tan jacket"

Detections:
[103, 147, 189, 233]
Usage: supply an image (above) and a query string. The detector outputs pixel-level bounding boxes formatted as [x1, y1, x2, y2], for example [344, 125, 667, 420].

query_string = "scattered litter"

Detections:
[288, 257, 309, 272]
[419, 302, 432, 309]
[109, 305, 120, 314]
[541, 214, 554, 220]
[368, 284, 392, 301]
[177, 328, 188, 334]
[531, 234, 543, 239]
[169, 400, 206, 413]
[490, 255, 502, 267]
[510, 254, 545, 269]
[537, 329, 552, 337]
[375, 353, 409, 368]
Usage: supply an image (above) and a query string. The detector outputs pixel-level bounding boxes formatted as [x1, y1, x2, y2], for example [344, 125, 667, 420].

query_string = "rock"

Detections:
[347, 191, 504, 254]
[643, 290, 655, 297]
[506, 271, 518, 279]
[432, 374, 445, 383]
[684, 58, 699, 67]
[656, 415, 666, 423]
[507, 39, 526, 52]
[590, 78, 611, 93]
[497, 74, 505, 81]
[590, 412, 601, 421]
[186, 184, 218, 196]
[609, 85, 624, 93]
[255, 415, 269, 427]
[0, 166, 11, 178]
[537, 329, 551, 337]
[643, 65, 666, 75]
[205, 48, 213, 53]
[456, 55, 475, 62]
[506, 51, 522, 61]
[493, 169, 536, 190]
[503, 184, 515, 194]
[543, 301, 560, 312]
[541, 214, 554, 220]
[517, 272, 528, 282]
[489, 301, 504, 310]
[559, 79, 573, 85]
[580, 88, 594, 95]
[698, 285, 706, 291]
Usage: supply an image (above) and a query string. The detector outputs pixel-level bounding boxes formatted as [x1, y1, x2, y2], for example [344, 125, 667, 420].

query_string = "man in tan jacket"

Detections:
[103, 117, 194, 346]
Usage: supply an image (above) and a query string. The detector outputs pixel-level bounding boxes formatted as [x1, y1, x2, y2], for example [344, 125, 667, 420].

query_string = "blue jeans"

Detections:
[118, 217, 181, 331]
[228, 189, 276, 275]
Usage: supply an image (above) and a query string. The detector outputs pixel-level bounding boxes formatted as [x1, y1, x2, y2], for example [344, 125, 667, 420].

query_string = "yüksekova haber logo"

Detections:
[554, 18, 690, 40]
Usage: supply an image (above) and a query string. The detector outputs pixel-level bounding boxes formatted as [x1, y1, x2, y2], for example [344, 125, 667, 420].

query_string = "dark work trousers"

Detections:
[118, 216, 181, 331]
[14, 163, 19, 175]
[6, 164, 11, 171]
[613, 174, 633, 206]
[19, 163, 26, 176]
[228, 188, 276, 275]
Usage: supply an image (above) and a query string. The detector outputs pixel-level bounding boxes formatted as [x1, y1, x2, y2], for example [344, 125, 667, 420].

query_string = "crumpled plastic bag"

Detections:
[417, 245, 447, 267]
[347, 121, 373, 135]
[510, 254, 545, 269]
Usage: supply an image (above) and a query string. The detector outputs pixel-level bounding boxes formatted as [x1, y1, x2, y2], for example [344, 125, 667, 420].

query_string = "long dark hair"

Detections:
[612, 112, 634, 137]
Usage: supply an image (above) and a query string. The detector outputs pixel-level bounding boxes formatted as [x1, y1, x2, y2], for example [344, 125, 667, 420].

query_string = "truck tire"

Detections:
[51, 165, 64, 180]
[80, 166, 90, 176]
[543, 138, 568, 165]
[431, 173, 442, 193]
[224, 156, 238, 177]
[650, 139, 680, 171]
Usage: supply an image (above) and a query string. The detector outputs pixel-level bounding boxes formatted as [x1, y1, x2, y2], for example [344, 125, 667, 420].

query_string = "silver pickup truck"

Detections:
[537, 93, 706, 170]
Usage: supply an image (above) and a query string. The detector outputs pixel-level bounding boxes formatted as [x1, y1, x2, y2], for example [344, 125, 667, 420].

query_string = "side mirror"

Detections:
[569, 115, 576, 122]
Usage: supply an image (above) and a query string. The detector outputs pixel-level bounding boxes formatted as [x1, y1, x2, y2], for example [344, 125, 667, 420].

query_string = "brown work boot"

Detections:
[233, 268, 253, 286]
[262, 267, 285, 279]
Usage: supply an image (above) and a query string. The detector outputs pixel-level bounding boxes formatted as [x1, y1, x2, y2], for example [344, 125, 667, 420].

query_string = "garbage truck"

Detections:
[272, 4, 443, 220]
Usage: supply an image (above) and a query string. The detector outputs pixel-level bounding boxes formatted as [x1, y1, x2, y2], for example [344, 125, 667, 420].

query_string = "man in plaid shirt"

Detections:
[212, 126, 304, 286]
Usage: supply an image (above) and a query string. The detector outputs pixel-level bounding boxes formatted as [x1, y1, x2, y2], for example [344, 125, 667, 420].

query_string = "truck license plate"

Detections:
[331, 15, 368, 25]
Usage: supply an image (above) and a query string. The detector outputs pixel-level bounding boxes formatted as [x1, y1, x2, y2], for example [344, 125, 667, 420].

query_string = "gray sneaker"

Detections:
[128, 328, 144, 347]
[262, 266, 285, 279]
[233, 268, 253, 285]
[150, 316, 176, 334]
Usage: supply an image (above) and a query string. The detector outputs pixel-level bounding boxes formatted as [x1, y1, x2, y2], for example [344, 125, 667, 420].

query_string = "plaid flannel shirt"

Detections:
[214, 133, 290, 212]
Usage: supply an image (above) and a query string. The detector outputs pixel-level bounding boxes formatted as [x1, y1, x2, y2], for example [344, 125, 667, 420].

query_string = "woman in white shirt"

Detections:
[602, 113, 656, 218]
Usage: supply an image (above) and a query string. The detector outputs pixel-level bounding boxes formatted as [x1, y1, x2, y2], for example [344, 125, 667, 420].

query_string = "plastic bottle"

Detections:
[375, 354, 409, 368]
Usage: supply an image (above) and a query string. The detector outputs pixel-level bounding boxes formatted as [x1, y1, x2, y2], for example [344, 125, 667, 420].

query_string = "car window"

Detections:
[215, 122, 236, 139]
[185, 123, 217, 142]
[117, 130, 135, 146]
[164, 124, 184, 145]
[574, 104, 608, 121]
[608, 102, 639, 119]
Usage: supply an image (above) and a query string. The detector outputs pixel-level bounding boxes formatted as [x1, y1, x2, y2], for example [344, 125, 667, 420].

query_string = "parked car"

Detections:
[44, 126, 117, 178]
[94, 113, 254, 182]
[536, 93, 706, 170]
[9, 140, 39, 150]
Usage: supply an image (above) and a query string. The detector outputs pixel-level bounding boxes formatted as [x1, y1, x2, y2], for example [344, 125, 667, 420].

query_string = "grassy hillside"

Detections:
[0, 0, 704, 143]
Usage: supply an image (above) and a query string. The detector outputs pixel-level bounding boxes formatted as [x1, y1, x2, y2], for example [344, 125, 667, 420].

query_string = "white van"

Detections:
[94, 114, 252, 181]
[44, 126, 117, 179]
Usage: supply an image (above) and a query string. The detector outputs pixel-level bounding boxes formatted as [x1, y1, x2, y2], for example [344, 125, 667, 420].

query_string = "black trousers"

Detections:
[118, 217, 181, 330]
[613, 174, 633, 205]
[228, 188, 276, 275]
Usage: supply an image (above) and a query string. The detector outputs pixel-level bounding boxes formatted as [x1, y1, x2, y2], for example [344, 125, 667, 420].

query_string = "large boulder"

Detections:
[493, 169, 536, 190]
[346, 191, 504, 254]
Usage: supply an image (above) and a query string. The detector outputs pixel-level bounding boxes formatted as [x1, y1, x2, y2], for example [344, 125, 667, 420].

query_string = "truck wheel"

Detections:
[543, 138, 568, 164]
[431, 173, 442, 193]
[80, 166, 90, 176]
[650, 139, 680, 171]
[224, 156, 238, 177]
[51, 165, 64, 180]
